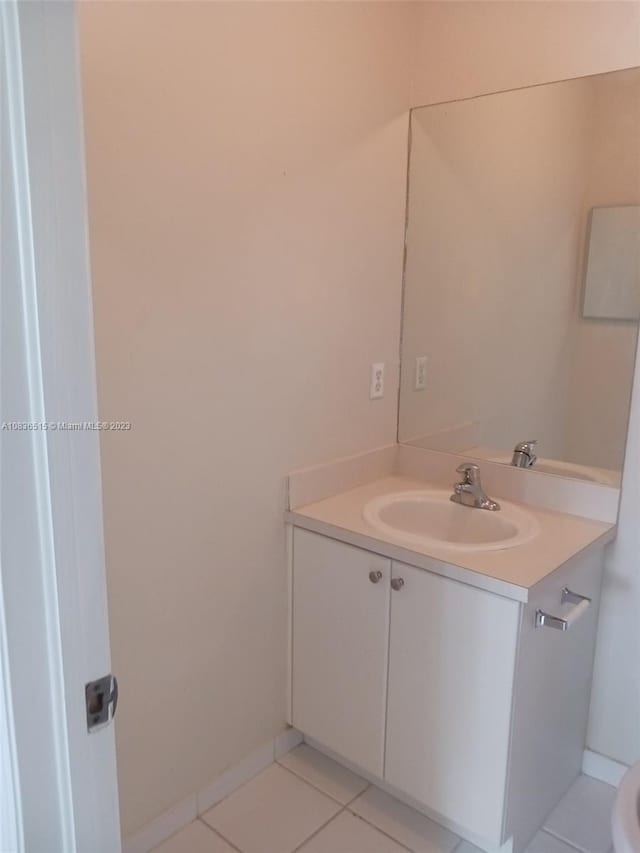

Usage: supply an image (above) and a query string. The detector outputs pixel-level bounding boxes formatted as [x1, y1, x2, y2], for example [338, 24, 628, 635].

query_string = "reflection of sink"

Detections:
[532, 460, 599, 482]
[491, 454, 618, 485]
[463, 446, 621, 486]
[527, 459, 621, 485]
[363, 489, 539, 553]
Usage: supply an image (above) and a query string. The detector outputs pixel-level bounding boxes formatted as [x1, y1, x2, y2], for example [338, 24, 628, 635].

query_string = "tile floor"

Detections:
[152, 744, 616, 853]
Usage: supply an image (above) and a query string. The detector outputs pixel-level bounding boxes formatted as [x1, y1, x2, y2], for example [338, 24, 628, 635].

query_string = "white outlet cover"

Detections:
[370, 362, 384, 399]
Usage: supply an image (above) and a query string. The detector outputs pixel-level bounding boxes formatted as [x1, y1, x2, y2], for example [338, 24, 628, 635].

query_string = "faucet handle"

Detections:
[514, 440, 538, 453]
[455, 462, 480, 483]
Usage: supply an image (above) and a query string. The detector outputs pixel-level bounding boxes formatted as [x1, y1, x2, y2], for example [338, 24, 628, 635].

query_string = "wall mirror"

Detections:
[398, 67, 640, 487]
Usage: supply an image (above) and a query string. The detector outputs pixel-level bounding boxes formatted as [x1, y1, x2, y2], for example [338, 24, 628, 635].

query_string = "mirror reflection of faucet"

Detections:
[512, 440, 538, 469]
[450, 463, 501, 511]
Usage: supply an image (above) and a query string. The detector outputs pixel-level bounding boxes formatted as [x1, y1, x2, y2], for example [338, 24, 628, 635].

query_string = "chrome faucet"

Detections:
[512, 440, 538, 469]
[450, 463, 500, 511]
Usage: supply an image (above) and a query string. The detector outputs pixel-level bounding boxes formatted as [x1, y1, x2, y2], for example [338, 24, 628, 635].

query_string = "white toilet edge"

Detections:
[612, 761, 640, 853]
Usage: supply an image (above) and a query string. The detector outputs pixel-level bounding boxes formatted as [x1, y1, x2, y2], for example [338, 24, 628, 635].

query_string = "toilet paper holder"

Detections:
[535, 587, 591, 631]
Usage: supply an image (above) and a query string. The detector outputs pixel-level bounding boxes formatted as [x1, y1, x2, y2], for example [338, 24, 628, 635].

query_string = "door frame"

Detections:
[1, 1, 121, 849]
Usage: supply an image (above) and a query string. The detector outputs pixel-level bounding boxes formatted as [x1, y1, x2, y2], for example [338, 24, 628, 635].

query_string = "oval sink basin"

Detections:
[363, 489, 539, 553]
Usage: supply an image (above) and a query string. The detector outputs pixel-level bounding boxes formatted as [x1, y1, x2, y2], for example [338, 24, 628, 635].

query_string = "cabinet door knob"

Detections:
[369, 570, 383, 584]
[391, 577, 405, 591]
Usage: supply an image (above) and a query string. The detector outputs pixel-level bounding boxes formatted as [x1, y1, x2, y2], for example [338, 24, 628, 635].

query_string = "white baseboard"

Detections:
[275, 726, 303, 759]
[122, 727, 302, 853]
[196, 740, 274, 816]
[121, 796, 197, 853]
[582, 748, 629, 787]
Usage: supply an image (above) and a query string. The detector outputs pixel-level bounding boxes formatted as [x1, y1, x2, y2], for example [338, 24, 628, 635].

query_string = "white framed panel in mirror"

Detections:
[583, 205, 640, 321]
[398, 67, 640, 487]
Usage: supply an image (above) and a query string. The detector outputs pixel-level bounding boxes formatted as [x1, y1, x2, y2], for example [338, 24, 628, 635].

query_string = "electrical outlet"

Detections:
[415, 356, 428, 391]
[370, 362, 384, 399]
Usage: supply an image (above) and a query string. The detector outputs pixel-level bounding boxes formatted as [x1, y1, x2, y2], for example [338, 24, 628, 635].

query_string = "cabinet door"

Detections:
[385, 562, 520, 846]
[292, 529, 390, 776]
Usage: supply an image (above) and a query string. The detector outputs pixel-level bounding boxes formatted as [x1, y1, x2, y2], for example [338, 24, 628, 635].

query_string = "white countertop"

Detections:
[286, 475, 615, 602]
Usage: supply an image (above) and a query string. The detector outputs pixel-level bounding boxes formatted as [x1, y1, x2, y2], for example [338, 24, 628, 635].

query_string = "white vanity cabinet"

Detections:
[289, 526, 604, 853]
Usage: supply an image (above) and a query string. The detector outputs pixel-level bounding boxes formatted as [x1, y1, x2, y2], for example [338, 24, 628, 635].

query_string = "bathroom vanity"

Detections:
[284, 65, 638, 853]
[285, 471, 615, 853]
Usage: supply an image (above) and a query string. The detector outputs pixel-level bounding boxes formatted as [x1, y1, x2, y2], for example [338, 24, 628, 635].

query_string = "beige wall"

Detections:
[409, 1, 640, 768]
[78, 1, 411, 835]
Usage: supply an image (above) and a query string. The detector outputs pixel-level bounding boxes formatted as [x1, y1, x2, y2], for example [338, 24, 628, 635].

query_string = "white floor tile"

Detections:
[201, 763, 341, 853]
[543, 775, 616, 853]
[524, 830, 584, 853]
[152, 820, 236, 853]
[298, 810, 409, 852]
[278, 745, 369, 805]
[349, 787, 459, 853]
